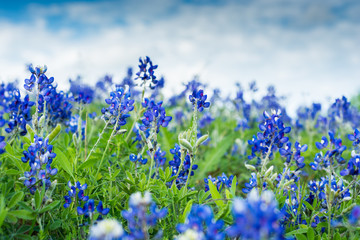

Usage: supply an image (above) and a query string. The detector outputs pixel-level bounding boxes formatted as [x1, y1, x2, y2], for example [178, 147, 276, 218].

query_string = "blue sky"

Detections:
[0, 0, 360, 115]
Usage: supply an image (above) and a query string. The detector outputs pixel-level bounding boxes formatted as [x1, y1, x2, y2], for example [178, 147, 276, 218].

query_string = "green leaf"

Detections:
[8, 210, 35, 220]
[180, 199, 194, 223]
[307, 227, 315, 240]
[0, 208, 8, 228]
[285, 228, 308, 237]
[78, 157, 98, 171]
[208, 181, 224, 207]
[230, 176, 237, 196]
[296, 234, 308, 240]
[53, 148, 74, 179]
[35, 190, 41, 211]
[303, 201, 314, 211]
[39, 201, 60, 214]
[49, 220, 62, 230]
[196, 133, 236, 178]
[7, 192, 24, 209]
[334, 232, 341, 240]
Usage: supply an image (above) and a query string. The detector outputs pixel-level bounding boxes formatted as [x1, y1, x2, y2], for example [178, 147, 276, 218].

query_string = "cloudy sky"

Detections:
[0, 0, 360, 114]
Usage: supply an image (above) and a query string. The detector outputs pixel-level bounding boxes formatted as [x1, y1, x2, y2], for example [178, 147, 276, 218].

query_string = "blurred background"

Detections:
[0, 0, 359, 115]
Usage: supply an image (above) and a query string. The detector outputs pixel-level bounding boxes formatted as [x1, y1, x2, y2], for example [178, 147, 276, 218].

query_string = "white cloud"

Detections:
[0, 0, 359, 116]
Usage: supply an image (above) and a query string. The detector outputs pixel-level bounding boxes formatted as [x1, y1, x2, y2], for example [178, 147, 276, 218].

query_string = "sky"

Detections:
[0, 0, 360, 115]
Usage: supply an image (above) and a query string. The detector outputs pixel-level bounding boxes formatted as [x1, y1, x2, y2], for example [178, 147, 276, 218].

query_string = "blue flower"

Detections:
[129, 153, 148, 165]
[227, 189, 285, 239]
[176, 205, 224, 240]
[340, 151, 360, 176]
[135, 56, 158, 89]
[348, 128, 360, 146]
[21, 135, 57, 194]
[101, 86, 135, 130]
[139, 98, 172, 133]
[189, 89, 210, 112]
[122, 192, 167, 239]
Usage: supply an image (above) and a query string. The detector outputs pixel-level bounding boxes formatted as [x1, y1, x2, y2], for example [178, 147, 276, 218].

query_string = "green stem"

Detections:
[84, 119, 111, 162]
[95, 119, 119, 177]
[147, 150, 155, 187]
[184, 154, 194, 190]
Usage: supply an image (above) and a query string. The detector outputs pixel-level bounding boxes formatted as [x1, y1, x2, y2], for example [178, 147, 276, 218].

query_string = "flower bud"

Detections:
[179, 139, 193, 152]
[195, 134, 208, 148]
[47, 124, 61, 143]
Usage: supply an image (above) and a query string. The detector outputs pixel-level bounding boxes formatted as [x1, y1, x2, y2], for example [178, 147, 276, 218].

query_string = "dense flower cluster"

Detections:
[227, 189, 284, 239]
[204, 173, 234, 193]
[310, 131, 347, 170]
[176, 205, 224, 240]
[139, 98, 172, 133]
[5, 90, 34, 136]
[122, 192, 167, 239]
[101, 86, 135, 130]
[63, 181, 110, 220]
[279, 141, 308, 169]
[24, 65, 54, 92]
[168, 144, 198, 189]
[189, 89, 210, 112]
[248, 109, 291, 160]
[306, 176, 351, 210]
[135, 56, 158, 89]
[21, 135, 57, 194]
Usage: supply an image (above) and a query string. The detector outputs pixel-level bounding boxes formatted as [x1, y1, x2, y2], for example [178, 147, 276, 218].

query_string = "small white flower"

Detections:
[89, 219, 124, 240]
[129, 191, 152, 206]
[233, 198, 246, 213]
[176, 229, 205, 240]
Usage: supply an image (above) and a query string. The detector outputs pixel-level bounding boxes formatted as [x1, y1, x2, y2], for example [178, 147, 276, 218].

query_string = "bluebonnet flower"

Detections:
[341, 151, 360, 176]
[21, 135, 57, 194]
[63, 181, 89, 208]
[5, 90, 34, 136]
[154, 147, 166, 167]
[38, 85, 72, 127]
[176, 205, 224, 240]
[348, 128, 360, 146]
[242, 173, 261, 194]
[69, 76, 94, 104]
[204, 173, 234, 193]
[24, 64, 54, 92]
[248, 109, 291, 161]
[348, 206, 360, 225]
[129, 154, 148, 165]
[305, 177, 351, 211]
[327, 96, 360, 130]
[189, 89, 210, 112]
[280, 188, 307, 228]
[77, 199, 110, 220]
[168, 144, 198, 189]
[139, 98, 172, 133]
[122, 192, 167, 239]
[310, 131, 347, 170]
[227, 189, 285, 239]
[279, 141, 308, 169]
[135, 56, 158, 89]
[89, 219, 125, 240]
[101, 86, 135, 130]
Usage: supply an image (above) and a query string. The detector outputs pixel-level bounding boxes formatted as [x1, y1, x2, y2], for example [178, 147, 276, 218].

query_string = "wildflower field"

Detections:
[1, 57, 360, 240]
